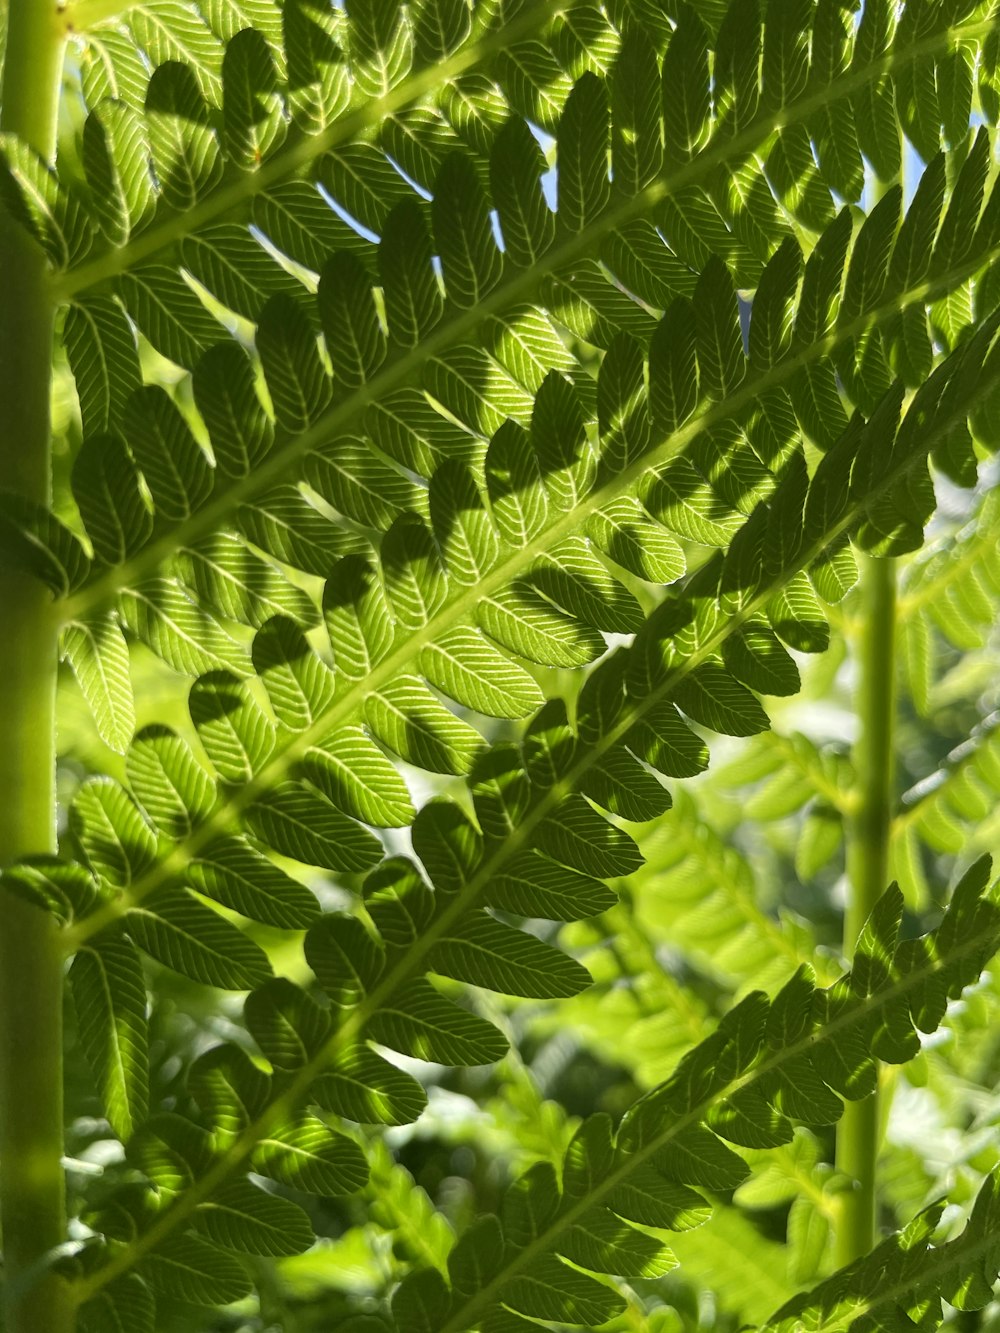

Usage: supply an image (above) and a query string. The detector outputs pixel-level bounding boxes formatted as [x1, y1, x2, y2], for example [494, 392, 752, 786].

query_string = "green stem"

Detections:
[835, 554, 897, 1269]
[0, 4, 71, 1330]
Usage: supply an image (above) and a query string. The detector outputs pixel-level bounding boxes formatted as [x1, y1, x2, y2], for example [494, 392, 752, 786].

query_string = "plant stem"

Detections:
[835, 553, 897, 1268]
[0, 3, 71, 1329]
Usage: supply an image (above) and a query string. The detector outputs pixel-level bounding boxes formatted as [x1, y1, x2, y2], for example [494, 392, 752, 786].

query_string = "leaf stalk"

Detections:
[0, 0, 72, 1328]
[835, 553, 898, 1267]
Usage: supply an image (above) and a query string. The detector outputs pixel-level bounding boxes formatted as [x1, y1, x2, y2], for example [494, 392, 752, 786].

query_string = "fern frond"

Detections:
[2, 4, 1000, 1323]
[761, 1168, 1000, 1333]
[18, 175, 993, 974]
[47, 317, 1000, 1322]
[0, 10, 992, 747]
[385, 858, 1000, 1332]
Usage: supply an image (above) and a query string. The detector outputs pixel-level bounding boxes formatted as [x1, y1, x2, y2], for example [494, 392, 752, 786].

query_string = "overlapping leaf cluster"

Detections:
[0, 0, 998, 1325]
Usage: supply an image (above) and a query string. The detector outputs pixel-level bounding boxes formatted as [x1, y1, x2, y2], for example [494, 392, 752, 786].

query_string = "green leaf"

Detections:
[556, 72, 610, 232]
[306, 434, 422, 531]
[189, 670, 276, 784]
[323, 554, 396, 679]
[532, 793, 643, 878]
[183, 227, 306, 326]
[530, 373, 596, 512]
[78, 1274, 154, 1333]
[192, 342, 274, 478]
[127, 888, 273, 989]
[694, 257, 746, 400]
[195, 1178, 313, 1256]
[597, 333, 651, 469]
[221, 27, 286, 168]
[302, 726, 414, 828]
[393, 1267, 451, 1333]
[582, 744, 674, 822]
[662, 5, 710, 164]
[305, 913, 385, 1005]
[144, 62, 222, 212]
[503, 1254, 626, 1325]
[126, 725, 216, 838]
[238, 484, 351, 577]
[628, 701, 710, 779]
[609, 30, 663, 194]
[528, 535, 642, 635]
[650, 298, 698, 431]
[749, 238, 802, 370]
[0, 132, 93, 267]
[561, 1205, 677, 1277]
[283, 0, 350, 131]
[477, 583, 605, 668]
[485, 419, 549, 547]
[419, 628, 543, 720]
[69, 933, 149, 1140]
[173, 533, 317, 629]
[129, 1114, 214, 1194]
[252, 616, 336, 731]
[365, 978, 508, 1066]
[427, 344, 533, 438]
[641, 457, 744, 547]
[252, 1114, 369, 1196]
[365, 675, 484, 775]
[485, 850, 618, 921]
[429, 461, 501, 586]
[118, 580, 249, 678]
[368, 388, 481, 477]
[188, 1042, 270, 1137]
[428, 912, 592, 999]
[489, 116, 554, 268]
[317, 252, 386, 387]
[81, 100, 156, 247]
[0, 857, 98, 924]
[379, 198, 442, 347]
[123, 386, 214, 523]
[840, 185, 901, 326]
[72, 433, 152, 566]
[186, 836, 320, 930]
[138, 1234, 250, 1307]
[0, 492, 91, 599]
[313, 1044, 427, 1126]
[722, 620, 801, 697]
[245, 781, 383, 873]
[432, 151, 503, 308]
[244, 977, 330, 1070]
[80, 24, 150, 107]
[589, 497, 686, 584]
[118, 263, 221, 369]
[64, 297, 143, 437]
[256, 292, 331, 432]
[71, 779, 157, 888]
[673, 661, 771, 737]
[407, 805, 478, 899]
[380, 514, 447, 628]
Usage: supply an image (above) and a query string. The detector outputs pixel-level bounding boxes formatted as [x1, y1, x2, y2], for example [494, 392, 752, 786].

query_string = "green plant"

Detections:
[1, 0, 1000, 1329]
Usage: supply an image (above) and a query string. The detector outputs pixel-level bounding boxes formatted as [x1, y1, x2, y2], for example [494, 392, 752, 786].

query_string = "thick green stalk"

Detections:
[0, 4, 72, 1330]
[835, 554, 897, 1268]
